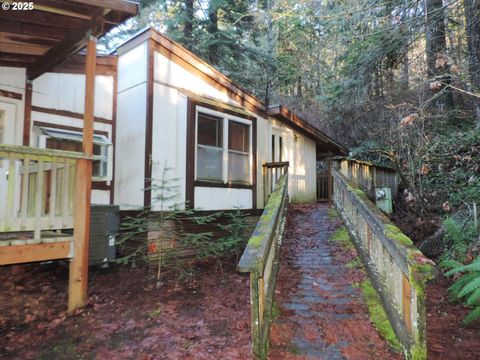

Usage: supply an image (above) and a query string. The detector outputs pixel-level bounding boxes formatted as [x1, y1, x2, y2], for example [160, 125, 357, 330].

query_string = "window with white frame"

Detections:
[196, 107, 252, 185]
[37, 127, 113, 181]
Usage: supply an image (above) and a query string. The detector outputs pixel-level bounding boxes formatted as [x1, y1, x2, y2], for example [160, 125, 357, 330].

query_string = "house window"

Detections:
[196, 107, 252, 185]
[228, 121, 250, 183]
[38, 127, 112, 181]
[196, 112, 223, 181]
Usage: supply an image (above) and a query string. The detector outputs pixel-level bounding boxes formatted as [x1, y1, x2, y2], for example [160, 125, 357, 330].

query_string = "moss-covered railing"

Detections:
[238, 173, 289, 360]
[332, 168, 434, 359]
[335, 158, 399, 200]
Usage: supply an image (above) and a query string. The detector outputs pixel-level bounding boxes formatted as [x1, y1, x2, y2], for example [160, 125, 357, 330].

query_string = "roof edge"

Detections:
[268, 105, 349, 156]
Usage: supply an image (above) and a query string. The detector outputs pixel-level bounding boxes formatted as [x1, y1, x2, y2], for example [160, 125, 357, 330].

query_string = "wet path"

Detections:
[268, 204, 401, 360]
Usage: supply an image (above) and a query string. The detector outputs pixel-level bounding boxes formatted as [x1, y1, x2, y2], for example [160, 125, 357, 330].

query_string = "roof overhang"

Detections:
[0, 0, 139, 80]
[267, 105, 349, 157]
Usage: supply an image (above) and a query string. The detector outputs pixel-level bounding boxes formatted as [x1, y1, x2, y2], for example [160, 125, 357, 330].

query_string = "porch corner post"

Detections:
[68, 35, 96, 312]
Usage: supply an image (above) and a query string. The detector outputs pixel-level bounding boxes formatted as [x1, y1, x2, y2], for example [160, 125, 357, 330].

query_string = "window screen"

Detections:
[197, 112, 223, 181]
[228, 121, 250, 183]
[198, 113, 223, 147]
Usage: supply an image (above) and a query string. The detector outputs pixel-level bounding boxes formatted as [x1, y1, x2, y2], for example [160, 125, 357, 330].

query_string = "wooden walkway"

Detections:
[268, 203, 401, 360]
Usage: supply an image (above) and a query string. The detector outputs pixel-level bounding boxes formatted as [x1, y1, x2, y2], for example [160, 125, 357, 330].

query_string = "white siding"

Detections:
[194, 187, 252, 210]
[150, 83, 187, 210]
[154, 51, 236, 105]
[115, 43, 148, 209]
[0, 67, 26, 145]
[118, 43, 148, 92]
[270, 119, 317, 203]
[33, 73, 114, 120]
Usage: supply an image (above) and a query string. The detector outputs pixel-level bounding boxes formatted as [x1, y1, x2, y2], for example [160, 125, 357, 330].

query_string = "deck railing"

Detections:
[332, 168, 434, 359]
[335, 158, 399, 200]
[0, 145, 88, 259]
[238, 173, 289, 360]
[263, 161, 289, 205]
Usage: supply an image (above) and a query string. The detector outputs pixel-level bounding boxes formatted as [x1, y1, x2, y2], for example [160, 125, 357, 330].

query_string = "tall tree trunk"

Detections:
[264, 0, 274, 108]
[425, 0, 447, 77]
[207, 0, 220, 66]
[465, 0, 480, 124]
[183, 0, 194, 49]
[425, 0, 453, 110]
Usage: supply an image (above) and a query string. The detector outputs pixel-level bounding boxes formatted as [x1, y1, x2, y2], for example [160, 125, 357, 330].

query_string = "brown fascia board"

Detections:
[268, 105, 349, 156]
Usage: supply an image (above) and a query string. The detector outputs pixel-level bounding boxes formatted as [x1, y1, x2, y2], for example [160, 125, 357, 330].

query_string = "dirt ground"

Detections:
[1, 204, 479, 360]
[0, 258, 251, 360]
[426, 276, 480, 359]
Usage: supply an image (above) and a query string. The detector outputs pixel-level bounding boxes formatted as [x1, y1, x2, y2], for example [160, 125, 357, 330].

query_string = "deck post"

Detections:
[68, 36, 96, 312]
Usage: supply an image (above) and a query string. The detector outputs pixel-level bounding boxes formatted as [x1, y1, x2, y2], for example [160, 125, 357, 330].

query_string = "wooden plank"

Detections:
[68, 37, 96, 312]
[144, 38, 154, 208]
[20, 157, 31, 228]
[327, 160, 333, 202]
[34, 161, 44, 240]
[23, 82, 32, 146]
[258, 276, 265, 327]
[62, 159, 70, 226]
[0, 10, 84, 29]
[185, 99, 196, 208]
[0, 19, 70, 40]
[49, 158, 57, 224]
[66, 0, 139, 14]
[0, 89, 22, 100]
[0, 42, 48, 56]
[402, 274, 413, 334]
[6, 159, 16, 223]
[27, 13, 105, 80]
[0, 241, 72, 265]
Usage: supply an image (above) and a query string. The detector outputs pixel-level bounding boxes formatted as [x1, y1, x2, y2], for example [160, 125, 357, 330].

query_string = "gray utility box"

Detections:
[89, 205, 119, 266]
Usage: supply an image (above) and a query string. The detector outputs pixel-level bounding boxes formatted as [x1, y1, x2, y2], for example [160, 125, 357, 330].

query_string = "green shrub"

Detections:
[441, 217, 477, 262]
[441, 257, 480, 325]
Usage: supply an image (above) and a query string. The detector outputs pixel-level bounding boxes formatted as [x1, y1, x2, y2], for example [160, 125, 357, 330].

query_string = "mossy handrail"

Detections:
[238, 172, 289, 359]
[332, 168, 434, 359]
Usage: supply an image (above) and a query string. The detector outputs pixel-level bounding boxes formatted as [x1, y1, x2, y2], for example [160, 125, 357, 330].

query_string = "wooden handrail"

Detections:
[238, 173, 289, 359]
[262, 161, 289, 206]
[0, 144, 92, 160]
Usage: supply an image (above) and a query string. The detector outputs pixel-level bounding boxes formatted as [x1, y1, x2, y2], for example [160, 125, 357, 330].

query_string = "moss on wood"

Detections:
[383, 224, 414, 247]
[360, 279, 403, 352]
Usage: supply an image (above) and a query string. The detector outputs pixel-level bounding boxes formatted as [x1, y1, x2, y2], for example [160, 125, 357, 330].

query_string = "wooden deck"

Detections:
[0, 144, 90, 307]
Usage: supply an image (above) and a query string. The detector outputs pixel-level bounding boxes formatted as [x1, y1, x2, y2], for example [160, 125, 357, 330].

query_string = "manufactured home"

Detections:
[113, 28, 348, 213]
[0, 6, 346, 310]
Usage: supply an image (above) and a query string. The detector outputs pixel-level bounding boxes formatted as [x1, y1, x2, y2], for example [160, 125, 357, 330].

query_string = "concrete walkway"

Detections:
[268, 203, 401, 360]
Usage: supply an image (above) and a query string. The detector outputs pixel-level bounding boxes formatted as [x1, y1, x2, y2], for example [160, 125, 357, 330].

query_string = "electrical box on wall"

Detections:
[375, 187, 393, 214]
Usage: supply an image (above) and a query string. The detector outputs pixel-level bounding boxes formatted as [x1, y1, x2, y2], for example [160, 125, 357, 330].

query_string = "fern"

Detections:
[441, 256, 480, 325]
[466, 289, 480, 306]
[463, 306, 480, 325]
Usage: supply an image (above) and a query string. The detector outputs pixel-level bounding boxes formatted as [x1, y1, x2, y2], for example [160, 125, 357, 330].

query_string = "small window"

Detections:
[196, 112, 223, 181]
[228, 121, 250, 183]
[39, 127, 112, 181]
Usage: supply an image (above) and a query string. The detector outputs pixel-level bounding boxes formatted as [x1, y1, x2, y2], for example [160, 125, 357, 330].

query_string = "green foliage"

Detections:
[116, 166, 249, 284]
[441, 257, 480, 325]
[441, 217, 477, 262]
